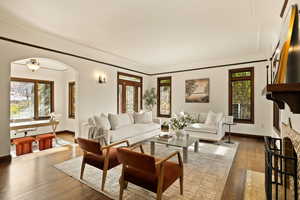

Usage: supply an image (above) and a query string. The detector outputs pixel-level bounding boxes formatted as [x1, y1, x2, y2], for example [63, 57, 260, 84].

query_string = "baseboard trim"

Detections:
[226, 132, 265, 140]
[0, 155, 12, 163]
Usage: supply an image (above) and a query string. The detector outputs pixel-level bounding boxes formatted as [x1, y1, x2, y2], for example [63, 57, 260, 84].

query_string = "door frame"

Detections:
[117, 72, 143, 113]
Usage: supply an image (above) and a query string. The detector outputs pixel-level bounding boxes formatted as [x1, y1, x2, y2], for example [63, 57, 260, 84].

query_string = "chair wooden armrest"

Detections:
[129, 144, 145, 153]
[101, 140, 130, 151]
[155, 151, 183, 167]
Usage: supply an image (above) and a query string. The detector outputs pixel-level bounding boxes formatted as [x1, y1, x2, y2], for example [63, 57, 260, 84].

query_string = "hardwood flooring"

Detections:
[0, 134, 264, 200]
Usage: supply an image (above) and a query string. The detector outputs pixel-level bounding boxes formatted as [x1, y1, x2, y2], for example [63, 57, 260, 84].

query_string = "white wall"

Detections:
[150, 62, 274, 136]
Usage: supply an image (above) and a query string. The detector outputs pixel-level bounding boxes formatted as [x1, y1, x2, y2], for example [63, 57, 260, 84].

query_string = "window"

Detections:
[69, 82, 76, 119]
[10, 78, 54, 121]
[157, 77, 171, 118]
[117, 72, 143, 113]
[229, 67, 254, 123]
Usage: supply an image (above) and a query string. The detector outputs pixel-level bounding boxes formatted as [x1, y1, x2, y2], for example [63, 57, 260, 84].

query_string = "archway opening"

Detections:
[9, 57, 79, 157]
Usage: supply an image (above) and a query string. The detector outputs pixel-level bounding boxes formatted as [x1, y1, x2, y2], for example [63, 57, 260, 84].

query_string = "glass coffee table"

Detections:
[149, 135, 199, 163]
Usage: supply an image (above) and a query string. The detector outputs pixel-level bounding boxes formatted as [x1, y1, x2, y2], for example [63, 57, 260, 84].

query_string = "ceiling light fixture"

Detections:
[26, 59, 40, 72]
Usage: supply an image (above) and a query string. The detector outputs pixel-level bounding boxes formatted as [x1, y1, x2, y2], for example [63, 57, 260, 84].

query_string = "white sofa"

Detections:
[184, 111, 225, 142]
[82, 112, 161, 145]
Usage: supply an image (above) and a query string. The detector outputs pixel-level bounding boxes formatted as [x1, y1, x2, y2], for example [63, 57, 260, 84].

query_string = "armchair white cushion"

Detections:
[184, 111, 225, 142]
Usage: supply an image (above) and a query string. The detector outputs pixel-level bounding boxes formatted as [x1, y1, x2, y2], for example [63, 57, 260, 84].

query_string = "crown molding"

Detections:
[0, 36, 268, 76]
[0, 36, 150, 76]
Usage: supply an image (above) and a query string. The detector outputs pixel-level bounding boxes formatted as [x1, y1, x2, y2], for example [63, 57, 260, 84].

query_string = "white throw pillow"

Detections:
[134, 111, 152, 124]
[94, 114, 111, 130]
[205, 111, 218, 126]
[198, 113, 207, 123]
[108, 113, 132, 130]
[205, 111, 223, 126]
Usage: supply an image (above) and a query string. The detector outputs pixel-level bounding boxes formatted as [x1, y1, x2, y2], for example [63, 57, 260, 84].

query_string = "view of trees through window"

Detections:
[38, 83, 52, 117]
[229, 68, 254, 123]
[10, 78, 54, 121]
[10, 81, 35, 120]
[157, 77, 171, 117]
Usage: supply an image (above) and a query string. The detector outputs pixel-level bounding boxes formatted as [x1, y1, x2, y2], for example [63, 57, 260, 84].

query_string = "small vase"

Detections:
[175, 130, 184, 139]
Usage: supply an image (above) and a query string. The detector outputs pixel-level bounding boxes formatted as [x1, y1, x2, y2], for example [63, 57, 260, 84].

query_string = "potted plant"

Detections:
[143, 88, 157, 111]
[170, 112, 194, 138]
[161, 121, 169, 132]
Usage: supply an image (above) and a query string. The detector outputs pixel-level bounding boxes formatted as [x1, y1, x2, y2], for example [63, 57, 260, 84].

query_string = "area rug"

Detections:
[55, 141, 238, 200]
[243, 170, 265, 200]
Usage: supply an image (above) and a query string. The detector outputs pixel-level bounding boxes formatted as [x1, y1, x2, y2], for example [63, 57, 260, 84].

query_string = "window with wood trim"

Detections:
[157, 77, 172, 118]
[229, 67, 254, 124]
[69, 82, 76, 119]
[10, 77, 54, 121]
[117, 72, 143, 113]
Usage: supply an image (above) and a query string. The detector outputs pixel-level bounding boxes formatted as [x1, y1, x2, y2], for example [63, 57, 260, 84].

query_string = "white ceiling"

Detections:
[0, 0, 283, 73]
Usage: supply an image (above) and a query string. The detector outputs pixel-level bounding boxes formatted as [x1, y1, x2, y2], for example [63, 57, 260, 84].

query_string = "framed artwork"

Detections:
[185, 78, 209, 103]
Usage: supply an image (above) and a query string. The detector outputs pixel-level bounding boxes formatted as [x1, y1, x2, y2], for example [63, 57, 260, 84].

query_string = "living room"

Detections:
[1, 1, 300, 200]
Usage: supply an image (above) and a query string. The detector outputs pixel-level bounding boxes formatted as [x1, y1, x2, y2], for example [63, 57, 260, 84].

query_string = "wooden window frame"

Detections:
[117, 72, 143, 113]
[10, 77, 54, 122]
[157, 76, 172, 118]
[68, 81, 76, 119]
[228, 67, 254, 124]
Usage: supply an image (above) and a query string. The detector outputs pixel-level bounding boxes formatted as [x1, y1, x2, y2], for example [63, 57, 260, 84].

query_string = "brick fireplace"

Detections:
[281, 123, 300, 199]
[265, 123, 300, 199]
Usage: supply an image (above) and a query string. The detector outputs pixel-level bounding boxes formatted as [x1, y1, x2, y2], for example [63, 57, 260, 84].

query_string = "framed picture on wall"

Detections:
[185, 78, 209, 103]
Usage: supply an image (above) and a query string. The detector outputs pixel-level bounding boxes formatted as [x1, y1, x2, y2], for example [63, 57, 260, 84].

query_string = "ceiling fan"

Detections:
[26, 58, 40, 72]
[14, 58, 67, 72]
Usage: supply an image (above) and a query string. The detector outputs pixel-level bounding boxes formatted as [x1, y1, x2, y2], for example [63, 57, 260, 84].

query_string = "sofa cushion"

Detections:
[198, 113, 207, 123]
[110, 123, 160, 142]
[94, 114, 111, 130]
[134, 111, 152, 124]
[108, 113, 133, 130]
[184, 123, 217, 134]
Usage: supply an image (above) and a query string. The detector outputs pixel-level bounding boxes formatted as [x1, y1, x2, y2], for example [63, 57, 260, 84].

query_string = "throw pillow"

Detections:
[108, 113, 132, 130]
[198, 113, 207, 123]
[205, 111, 218, 126]
[134, 111, 152, 124]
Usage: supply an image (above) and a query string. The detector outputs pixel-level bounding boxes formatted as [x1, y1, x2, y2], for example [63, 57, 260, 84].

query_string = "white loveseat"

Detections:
[184, 111, 225, 142]
[83, 112, 161, 145]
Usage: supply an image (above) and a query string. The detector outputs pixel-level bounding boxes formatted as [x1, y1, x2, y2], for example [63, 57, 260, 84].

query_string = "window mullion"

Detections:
[34, 81, 39, 120]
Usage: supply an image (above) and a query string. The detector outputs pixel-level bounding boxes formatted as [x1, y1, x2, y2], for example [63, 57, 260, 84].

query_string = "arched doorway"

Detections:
[9, 57, 79, 156]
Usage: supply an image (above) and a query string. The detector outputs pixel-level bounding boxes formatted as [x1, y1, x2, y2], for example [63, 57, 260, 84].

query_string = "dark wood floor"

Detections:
[0, 133, 264, 200]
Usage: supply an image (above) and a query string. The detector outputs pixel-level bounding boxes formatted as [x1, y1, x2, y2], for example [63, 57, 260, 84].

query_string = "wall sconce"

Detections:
[98, 75, 107, 84]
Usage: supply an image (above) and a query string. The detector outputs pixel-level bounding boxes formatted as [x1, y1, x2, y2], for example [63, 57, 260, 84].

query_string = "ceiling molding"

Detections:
[150, 59, 268, 76]
[0, 36, 150, 76]
[0, 36, 268, 76]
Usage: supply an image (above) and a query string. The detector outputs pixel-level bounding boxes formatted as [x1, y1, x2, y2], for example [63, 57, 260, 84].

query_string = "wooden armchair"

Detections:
[77, 137, 129, 191]
[117, 144, 183, 200]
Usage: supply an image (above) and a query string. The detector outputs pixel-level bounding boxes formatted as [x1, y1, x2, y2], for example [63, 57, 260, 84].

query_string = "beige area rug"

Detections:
[244, 170, 265, 200]
[55, 141, 238, 200]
